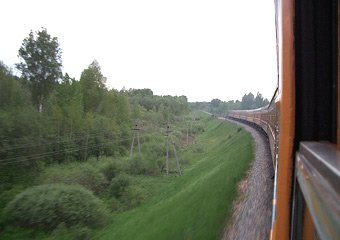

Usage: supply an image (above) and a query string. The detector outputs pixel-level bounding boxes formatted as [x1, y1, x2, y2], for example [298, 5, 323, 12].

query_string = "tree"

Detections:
[0, 62, 29, 109]
[253, 92, 269, 108]
[241, 92, 255, 110]
[16, 28, 62, 112]
[80, 60, 107, 113]
[210, 98, 222, 115]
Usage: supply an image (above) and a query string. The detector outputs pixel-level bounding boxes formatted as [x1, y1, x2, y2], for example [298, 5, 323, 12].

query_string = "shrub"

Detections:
[0, 185, 25, 212]
[120, 185, 144, 209]
[128, 136, 164, 175]
[49, 223, 91, 240]
[191, 123, 205, 134]
[3, 184, 108, 230]
[99, 160, 126, 182]
[109, 197, 123, 212]
[110, 174, 131, 198]
[40, 163, 108, 194]
[128, 157, 149, 175]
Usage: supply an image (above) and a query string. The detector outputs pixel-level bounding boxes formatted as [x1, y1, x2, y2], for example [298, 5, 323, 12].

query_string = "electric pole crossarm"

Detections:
[130, 123, 141, 160]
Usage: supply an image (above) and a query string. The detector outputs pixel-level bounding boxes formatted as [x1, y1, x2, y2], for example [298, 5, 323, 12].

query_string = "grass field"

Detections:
[94, 118, 253, 240]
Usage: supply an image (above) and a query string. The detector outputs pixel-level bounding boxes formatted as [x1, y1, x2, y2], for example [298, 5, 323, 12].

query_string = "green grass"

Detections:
[94, 118, 253, 240]
[0, 117, 253, 240]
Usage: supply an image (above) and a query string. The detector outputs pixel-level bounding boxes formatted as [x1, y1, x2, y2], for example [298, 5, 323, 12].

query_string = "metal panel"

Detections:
[296, 142, 340, 239]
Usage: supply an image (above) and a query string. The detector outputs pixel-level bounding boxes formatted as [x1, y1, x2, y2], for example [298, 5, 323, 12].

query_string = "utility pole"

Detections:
[186, 122, 189, 145]
[172, 140, 182, 175]
[84, 133, 89, 161]
[164, 125, 182, 176]
[186, 120, 193, 146]
[165, 125, 172, 175]
[130, 123, 141, 160]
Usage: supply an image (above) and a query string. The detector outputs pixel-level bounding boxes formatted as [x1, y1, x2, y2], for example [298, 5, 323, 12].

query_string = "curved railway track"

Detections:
[221, 118, 274, 240]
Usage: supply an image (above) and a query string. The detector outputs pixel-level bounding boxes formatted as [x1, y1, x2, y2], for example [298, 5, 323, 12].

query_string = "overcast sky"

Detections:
[1, 0, 277, 102]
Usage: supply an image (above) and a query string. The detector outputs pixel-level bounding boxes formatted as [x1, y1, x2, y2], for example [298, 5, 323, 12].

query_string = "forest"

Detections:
[0, 29, 191, 238]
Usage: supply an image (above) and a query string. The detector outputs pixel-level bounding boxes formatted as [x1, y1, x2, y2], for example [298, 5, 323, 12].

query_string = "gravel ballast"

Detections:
[222, 118, 274, 240]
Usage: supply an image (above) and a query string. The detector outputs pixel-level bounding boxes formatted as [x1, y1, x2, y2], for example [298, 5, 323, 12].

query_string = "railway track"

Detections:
[222, 118, 274, 240]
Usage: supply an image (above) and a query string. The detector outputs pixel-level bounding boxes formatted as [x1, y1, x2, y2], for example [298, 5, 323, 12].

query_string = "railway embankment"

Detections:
[222, 118, 274, 240]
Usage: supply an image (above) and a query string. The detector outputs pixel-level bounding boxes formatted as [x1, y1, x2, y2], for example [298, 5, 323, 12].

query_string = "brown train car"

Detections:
[228, 0, 339, 239]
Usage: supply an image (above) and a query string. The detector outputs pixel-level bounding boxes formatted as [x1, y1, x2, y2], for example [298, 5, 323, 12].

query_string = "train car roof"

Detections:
[229, 105, 270, 113]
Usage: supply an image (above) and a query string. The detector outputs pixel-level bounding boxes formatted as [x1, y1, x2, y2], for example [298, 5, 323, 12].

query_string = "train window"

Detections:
[295, 0, 338, 143]
[292, 1, 339, 239]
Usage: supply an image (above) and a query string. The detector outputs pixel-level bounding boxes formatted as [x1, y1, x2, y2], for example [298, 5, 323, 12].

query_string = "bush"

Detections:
[109, 197, 123, 212]
[40, 163, 108, 194]
[120, 185, 144, 209]
[3, 184, 108, 230]
[0, 185, 25, 212]
[109, 175, 144, 211]
[110, 174, 131, 198]
[128, 157, 149, 175]
[49, 223, 91, 240]
[191, 123, 205, 134]
[128, 135, 164, 175]
[99, 160, 126, 182]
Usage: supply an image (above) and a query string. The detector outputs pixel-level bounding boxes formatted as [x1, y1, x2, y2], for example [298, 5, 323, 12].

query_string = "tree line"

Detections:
[0, 28, 189, 186]
[190, 92, 269, 116]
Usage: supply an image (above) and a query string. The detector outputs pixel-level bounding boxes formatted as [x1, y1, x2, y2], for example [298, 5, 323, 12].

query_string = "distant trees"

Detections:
[241, 92, 269, 110]
[190, 92, 269, 115]
[16, 28, 62, 112]
[254, 92, 269, 108]
[128, 89, 189, 124]
[210, 99, 222, 110]
[241, 92, 255, 110]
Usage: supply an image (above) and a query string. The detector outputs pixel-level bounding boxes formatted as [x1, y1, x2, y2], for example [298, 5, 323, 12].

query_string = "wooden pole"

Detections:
[186, 123, 189, 145]
[165, 125, 172, 175]
[137, 131, 141, 160]
[84, 133, 89, 161]
[172, 141, 181, 175]
[130, 132, 135, 158]
[166, 136, 169, 175]
[130, 124, 141, 159]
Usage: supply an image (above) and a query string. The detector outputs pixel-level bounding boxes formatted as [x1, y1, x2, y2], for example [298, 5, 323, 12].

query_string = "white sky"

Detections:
[1, 0, 277, 102]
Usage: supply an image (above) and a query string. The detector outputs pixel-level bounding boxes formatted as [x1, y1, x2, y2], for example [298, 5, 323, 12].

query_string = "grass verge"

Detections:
[95, 118, 253, 240]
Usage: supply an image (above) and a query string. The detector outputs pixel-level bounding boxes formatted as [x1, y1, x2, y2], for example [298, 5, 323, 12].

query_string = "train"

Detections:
[228, 0, 339, 239]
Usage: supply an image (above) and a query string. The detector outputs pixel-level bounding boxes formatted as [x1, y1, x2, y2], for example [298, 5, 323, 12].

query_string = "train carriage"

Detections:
[228, 0, 339, 239]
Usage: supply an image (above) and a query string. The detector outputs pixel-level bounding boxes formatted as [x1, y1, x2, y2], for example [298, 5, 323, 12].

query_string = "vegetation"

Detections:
[16, 28, 62, 112]
[38, 163, 109, 194]
[2, 184, 108, 230]
[0, 28, 254, 239]
[190, 92, 269, 116]
[94, 117, 253, 240]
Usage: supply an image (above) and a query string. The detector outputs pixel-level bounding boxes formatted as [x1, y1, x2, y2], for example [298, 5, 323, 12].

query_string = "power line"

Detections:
[0, 136, 133, 164]
[0, 129, 160, 153]
[1, 127, 129, 143]
[0, 130, 133, 152]
[0, 122, 193, 166]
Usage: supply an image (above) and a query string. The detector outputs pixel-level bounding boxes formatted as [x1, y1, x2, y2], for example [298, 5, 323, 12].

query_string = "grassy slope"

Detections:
[95, 119, 253, 240]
